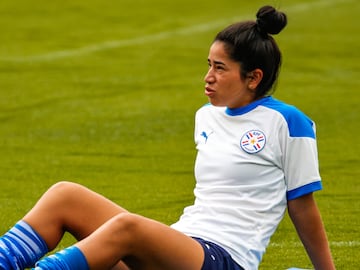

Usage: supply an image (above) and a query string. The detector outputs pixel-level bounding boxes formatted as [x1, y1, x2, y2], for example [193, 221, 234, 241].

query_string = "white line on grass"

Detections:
[270, 240, 360, 248]
[0, 0, 355, 63]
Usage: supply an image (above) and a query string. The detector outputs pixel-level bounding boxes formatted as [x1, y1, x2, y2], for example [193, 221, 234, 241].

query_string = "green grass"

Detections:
[0, 0, 359, 269]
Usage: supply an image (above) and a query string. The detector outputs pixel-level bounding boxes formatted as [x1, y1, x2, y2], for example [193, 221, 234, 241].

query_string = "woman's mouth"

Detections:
[205, 87, 215, 97]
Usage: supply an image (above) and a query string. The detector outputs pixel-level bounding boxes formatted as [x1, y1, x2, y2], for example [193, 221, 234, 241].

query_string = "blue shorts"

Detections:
[193, 237, 244, 270]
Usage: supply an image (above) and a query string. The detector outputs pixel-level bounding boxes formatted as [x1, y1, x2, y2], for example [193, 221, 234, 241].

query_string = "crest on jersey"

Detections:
[240, 130, 266, 154]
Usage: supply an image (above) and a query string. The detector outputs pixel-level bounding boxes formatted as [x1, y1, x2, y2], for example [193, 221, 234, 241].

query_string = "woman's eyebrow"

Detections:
[208, 59, 226, 66]
[214, 60, 226, 66]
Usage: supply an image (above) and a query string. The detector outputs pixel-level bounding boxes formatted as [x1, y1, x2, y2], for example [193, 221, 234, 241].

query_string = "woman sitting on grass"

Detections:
[0, 5, 335, 270]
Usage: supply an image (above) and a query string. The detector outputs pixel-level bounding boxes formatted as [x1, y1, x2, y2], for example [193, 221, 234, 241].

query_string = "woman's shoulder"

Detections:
[261, 97, 305, 116]
[261, 97, 316, 138]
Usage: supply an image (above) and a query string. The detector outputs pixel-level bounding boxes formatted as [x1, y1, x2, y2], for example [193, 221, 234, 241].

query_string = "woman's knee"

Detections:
[110, 213, 142, 234]
[40, 181, 91, 212]
[48, 181, 81, 192]
[99, 213, 143, 254]
[47, 181, 87, 200]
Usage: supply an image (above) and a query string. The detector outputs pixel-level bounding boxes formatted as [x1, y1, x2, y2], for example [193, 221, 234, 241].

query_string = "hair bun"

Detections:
[256, 5, 287, 35]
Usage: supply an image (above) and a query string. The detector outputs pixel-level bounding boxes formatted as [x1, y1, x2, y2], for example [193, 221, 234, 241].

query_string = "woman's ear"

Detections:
[247, 69, 263, 90]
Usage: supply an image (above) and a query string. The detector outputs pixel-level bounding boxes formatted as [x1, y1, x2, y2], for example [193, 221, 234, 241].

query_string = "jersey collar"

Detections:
[225, 96, 272, 116]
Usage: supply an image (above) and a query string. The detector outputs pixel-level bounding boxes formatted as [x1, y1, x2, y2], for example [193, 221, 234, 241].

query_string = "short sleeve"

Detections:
[267, 102, 323, 200]
[280, 108, 322, 200]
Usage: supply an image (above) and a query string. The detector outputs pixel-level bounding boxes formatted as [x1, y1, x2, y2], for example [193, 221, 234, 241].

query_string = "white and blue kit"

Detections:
[171, 96, 322, 270]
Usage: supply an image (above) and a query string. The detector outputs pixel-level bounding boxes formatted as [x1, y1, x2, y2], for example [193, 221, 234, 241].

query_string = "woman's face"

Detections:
[204, 41, 255, 108]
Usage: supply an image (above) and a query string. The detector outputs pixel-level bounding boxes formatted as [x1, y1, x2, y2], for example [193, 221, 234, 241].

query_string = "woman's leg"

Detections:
[0, 181, 129, 269]
[23, 181, 128, 250]
[75, 213, 205, 270]
[9, 181, 204, 270]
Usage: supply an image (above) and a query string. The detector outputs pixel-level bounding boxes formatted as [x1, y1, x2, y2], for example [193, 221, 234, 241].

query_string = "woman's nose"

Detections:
[204, 69, 215, 83]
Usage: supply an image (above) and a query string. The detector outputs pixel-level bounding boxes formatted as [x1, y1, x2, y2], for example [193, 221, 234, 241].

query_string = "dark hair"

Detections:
[214, 5, 287, 98]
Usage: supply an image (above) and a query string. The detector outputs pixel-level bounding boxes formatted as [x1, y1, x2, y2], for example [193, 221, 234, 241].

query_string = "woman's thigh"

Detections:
[77, 213, 205, 270]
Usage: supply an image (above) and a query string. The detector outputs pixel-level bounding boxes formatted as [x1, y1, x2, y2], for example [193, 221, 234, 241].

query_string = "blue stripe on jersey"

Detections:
[225, 96, 316, 138]
[287, 181, 323, 200]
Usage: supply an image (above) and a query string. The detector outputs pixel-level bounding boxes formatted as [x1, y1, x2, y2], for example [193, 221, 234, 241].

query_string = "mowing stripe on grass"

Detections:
[0, 0, 355, 63]
[270, 240, 360, 248]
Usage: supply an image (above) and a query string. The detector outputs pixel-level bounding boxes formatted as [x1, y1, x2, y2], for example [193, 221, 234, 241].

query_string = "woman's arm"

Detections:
[287, 193, 335, 270]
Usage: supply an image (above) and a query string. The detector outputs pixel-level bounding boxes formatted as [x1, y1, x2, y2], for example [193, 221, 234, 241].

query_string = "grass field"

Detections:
[0, 0, 359, 269]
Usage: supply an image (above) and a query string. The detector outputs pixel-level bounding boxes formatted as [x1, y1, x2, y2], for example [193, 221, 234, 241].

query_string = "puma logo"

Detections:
[200, 131, 214, 143]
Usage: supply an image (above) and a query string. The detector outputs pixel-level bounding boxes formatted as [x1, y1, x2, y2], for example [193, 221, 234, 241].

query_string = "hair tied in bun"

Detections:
[256, 5, 287, 35]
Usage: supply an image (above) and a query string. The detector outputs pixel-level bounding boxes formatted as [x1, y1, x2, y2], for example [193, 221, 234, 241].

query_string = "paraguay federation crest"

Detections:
[240, 130, 266, 154]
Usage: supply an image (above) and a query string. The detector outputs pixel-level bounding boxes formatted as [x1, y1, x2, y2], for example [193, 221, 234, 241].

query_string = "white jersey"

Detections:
[171, 96, 322, 270]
